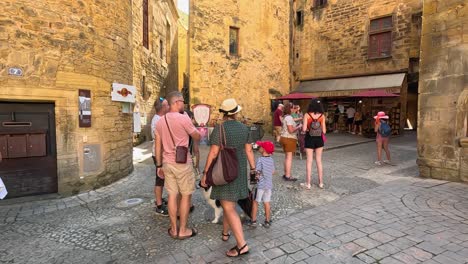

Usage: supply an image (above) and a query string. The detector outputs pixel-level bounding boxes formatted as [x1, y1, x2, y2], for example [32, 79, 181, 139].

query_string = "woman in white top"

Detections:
[280, 104, 302, 181]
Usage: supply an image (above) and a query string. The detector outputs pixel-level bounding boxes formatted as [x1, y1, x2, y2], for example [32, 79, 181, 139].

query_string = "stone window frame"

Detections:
[166, 23, 171, 63]
[313, 0, 327, 9]
[368, 15, 393, 59]
[142, 0, 149, 49]
[229, 26, 240, 57]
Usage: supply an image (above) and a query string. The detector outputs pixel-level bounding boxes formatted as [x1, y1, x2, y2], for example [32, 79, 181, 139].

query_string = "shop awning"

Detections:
[294, 73, 406, 97]
[276, 93, 316, 100]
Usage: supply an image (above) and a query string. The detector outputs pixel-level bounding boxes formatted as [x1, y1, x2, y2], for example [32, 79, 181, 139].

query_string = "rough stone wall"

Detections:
[189, 0, 291, 125]
[293, 0, 422, 81]
[132, 0, 179, 142]
[0, 0, 134, 195]
[178, 11, 189, 91]
[418, 0, 468, 182]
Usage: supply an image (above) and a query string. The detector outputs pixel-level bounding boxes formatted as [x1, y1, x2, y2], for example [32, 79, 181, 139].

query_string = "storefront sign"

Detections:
[111, 83, 136, 103]
[79, 89, 91, 127]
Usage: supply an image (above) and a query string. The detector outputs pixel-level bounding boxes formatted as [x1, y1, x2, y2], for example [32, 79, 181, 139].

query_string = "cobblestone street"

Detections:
[1, 133, 467, 264]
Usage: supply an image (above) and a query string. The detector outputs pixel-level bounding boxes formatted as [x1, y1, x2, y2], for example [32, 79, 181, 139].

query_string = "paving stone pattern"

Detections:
[0, 133, 467, 263]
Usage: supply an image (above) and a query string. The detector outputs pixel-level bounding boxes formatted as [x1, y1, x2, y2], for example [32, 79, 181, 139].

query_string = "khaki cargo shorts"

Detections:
[163, 163, 196, 196]
[274, 126, 282, 139]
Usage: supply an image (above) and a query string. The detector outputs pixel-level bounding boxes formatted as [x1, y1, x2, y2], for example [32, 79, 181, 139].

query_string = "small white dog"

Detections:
[200, 184, 223, 224]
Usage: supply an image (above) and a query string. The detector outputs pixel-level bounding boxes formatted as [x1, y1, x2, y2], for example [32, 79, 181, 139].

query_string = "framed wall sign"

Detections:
[79, 89, 91, 127]
[111, 83, 136, 103]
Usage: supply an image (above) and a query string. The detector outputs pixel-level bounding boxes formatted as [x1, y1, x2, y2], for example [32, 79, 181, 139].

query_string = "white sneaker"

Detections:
[383, 160, 392, 165]
[300, 183, 311, 190]
[374, 161, 383, 166]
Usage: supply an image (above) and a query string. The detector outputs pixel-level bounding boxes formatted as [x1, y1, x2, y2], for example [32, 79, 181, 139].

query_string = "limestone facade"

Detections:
[0, 0, 179, 196]
[189, 0, 291, 126]
[292, 0, 422, 81]
[292, 0, 422, 135]
[418, 0, 468, 182]
[132, 0, 179, 143]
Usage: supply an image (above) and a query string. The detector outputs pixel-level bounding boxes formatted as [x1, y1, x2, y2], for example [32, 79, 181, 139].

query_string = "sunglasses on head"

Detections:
[159, 97, 164, 101]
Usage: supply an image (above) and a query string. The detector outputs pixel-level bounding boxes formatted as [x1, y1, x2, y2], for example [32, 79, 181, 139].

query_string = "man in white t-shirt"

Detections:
[346, 106, 356, 133]
[151, 98, 169, 216]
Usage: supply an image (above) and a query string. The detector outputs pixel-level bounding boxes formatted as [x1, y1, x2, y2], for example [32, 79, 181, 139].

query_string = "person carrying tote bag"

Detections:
[201, 98, 255, 257]
[205, 123, 239, 186]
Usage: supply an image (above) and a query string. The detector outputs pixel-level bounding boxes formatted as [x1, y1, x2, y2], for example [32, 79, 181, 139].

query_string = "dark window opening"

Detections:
[296, 10, 304, 26]
[160, 40, 163, 60]
[142, 0, 149, 49]
[229, 27, 239, 56]
[368, 16, 393, 59]
[296, 53, 299, 58]
[166, 24, 171, 63]
[314, 0, 327, 8]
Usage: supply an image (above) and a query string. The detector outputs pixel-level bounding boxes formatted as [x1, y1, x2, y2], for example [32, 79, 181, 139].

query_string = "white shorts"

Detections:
[255, 189, 272, 203]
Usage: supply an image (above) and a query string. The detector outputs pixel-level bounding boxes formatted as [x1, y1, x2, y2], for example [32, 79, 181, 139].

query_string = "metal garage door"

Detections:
[0, 102, 57, 198]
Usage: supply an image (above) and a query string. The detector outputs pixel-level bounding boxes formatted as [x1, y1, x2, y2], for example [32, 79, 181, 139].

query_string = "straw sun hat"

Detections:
[219, 98, 242, 115]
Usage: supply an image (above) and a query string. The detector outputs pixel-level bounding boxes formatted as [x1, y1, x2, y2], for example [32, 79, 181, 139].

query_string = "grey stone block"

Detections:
[354, 237, 381, 250]
[303, 246, 322, 257]
[416, 242, 446, 255]
[380, 256, 406, 264]
[392, 252, 421, 264]
[355, 253, 376, 264]
[280, 243, 300, 254]
[389, 237, 419, 250]
[403, 247, 433, 262]
[365, 248, 390, 260]
[263, 248, 285, 259]
[432, 254, 462, 264]
[290, 250, 309, 261]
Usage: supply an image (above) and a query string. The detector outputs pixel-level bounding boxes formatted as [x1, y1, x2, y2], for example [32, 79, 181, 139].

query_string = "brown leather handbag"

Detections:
[165, 116, 188, 164]
[206, 123, 238, 186]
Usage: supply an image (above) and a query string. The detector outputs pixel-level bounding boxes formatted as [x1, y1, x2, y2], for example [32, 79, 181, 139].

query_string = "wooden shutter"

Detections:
[143, 0, 149, 48]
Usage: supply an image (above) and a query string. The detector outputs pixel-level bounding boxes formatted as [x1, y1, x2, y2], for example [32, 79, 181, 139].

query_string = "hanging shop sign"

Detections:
[192, 104, 211, 126]
[111, 83, 136, 103]
[79, 89, 92, 127]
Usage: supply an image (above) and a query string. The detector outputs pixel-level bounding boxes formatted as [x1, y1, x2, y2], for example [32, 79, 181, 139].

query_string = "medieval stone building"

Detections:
[188, 0, 291, 125]
[132, 0, 179, 143]
[291, 0, 422, 135]
[0, 0, 178, 198]
[417, 0, 467, 182]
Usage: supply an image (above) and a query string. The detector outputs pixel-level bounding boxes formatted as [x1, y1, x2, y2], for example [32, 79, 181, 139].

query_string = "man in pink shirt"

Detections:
[155, 91, 200, 240]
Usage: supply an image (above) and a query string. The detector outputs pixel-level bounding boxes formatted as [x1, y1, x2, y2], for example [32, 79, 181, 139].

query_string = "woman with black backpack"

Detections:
[374, 111, 392, 165]
[301, 100, 326, 190]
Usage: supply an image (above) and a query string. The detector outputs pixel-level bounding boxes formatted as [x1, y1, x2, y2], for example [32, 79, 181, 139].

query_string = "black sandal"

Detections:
[226, 243, 249, 257]
[221, 232, 231, 242]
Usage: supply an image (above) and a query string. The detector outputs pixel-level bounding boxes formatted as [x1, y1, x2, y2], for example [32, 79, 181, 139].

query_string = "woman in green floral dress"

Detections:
[201, 98, 255, 257]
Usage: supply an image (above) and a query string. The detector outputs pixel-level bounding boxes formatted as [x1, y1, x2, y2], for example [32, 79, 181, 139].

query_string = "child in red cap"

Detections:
[248, 141, 275, 228]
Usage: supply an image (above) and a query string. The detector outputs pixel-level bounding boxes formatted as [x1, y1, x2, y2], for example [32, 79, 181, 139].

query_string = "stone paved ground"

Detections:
[1, 132, 467, 264]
